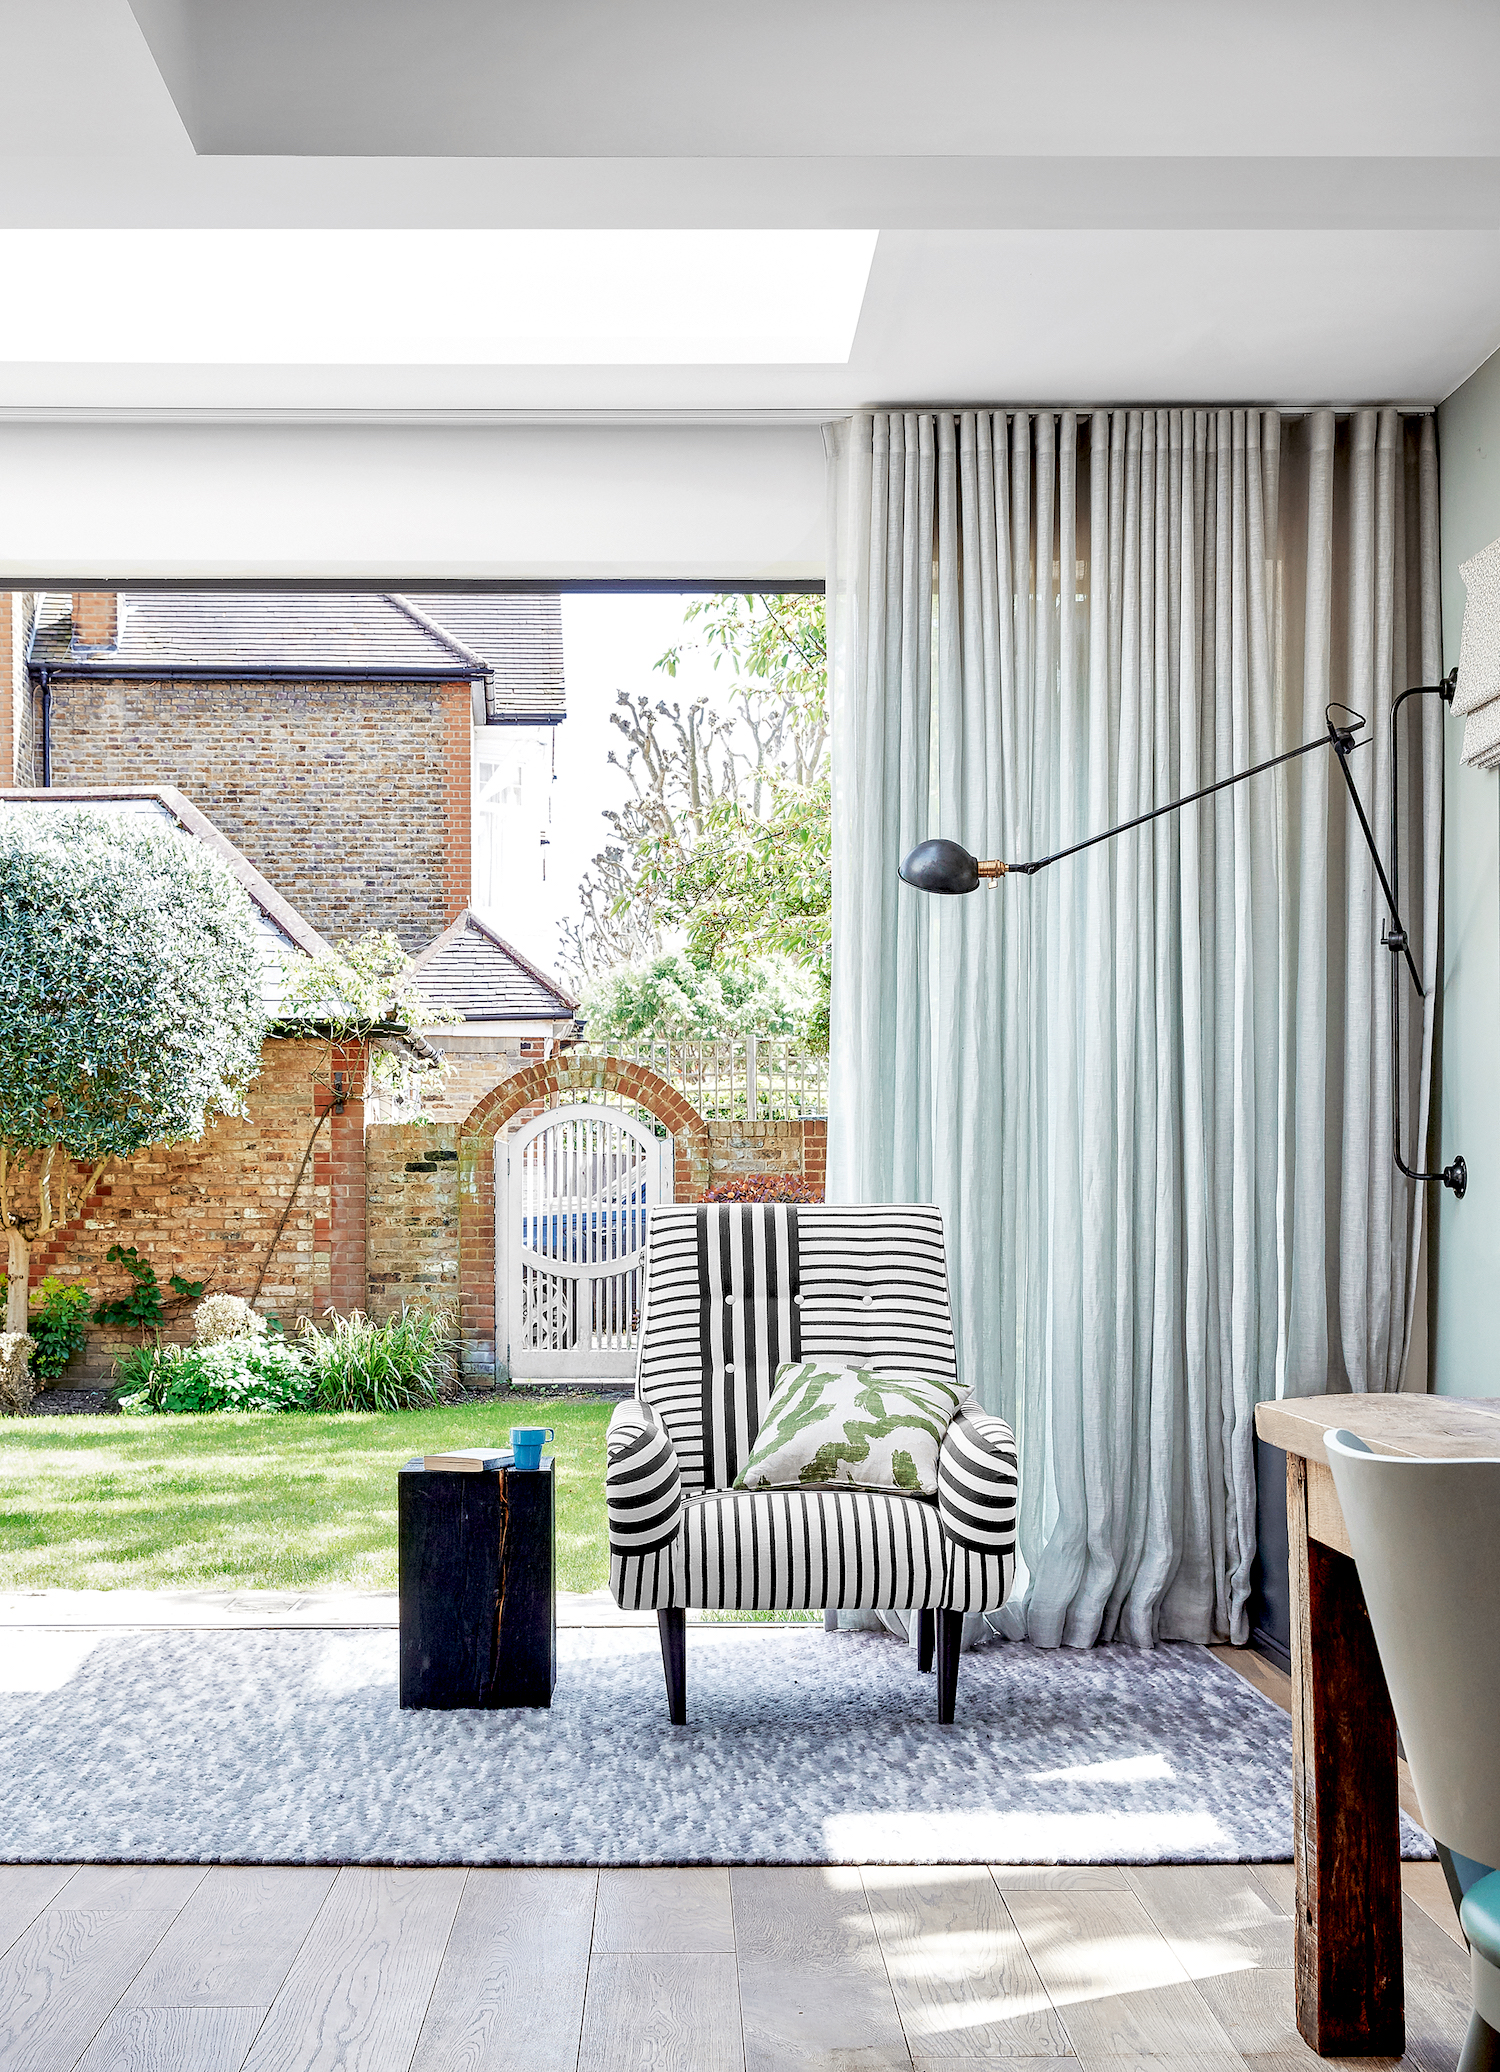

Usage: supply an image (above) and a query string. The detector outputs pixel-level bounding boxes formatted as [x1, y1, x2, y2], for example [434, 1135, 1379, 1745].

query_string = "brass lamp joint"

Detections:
[976, 859, 1007, 879]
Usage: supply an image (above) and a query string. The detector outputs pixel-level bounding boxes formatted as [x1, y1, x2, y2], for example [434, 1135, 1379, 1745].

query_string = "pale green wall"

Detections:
[1435, 348, 1500, 1395]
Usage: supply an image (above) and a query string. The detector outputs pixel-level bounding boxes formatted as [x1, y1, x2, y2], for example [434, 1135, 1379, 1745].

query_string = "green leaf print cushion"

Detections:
[733, 1360, 972, 1496]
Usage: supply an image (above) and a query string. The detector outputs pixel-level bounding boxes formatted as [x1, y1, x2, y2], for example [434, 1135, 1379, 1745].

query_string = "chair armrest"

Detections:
[606, 1398, 685, 1556]
[937, 1407, 1019, 1553]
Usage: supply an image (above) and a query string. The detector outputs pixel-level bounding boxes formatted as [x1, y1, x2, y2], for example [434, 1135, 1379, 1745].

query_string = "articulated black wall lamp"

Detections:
[900, 684, 1468, 1199]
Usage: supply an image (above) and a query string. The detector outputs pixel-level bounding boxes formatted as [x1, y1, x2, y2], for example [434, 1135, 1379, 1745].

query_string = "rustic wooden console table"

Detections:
[1253, 1392, 1500, 2057]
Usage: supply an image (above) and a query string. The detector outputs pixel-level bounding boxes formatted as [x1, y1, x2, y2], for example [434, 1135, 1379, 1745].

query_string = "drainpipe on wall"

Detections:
[39, 667, 51, 787]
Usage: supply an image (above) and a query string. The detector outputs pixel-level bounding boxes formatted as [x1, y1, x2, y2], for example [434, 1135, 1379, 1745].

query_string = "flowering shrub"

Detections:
[113, 1302, 455, 1415]
[704, 1173, 823, 1203]
[116, 1335, 313, 1415]
[193, 1294, 265, 1345]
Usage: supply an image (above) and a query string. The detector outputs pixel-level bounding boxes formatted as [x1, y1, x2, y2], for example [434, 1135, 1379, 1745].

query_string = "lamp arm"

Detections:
[1386, 674, 1466, 1196]
[994, 708, 1428, 998]
[1327, 724, 1425, 999]
[1000, 730, 1334, 880]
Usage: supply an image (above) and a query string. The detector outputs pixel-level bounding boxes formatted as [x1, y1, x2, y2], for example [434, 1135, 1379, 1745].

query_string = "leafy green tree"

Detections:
[0, 809, 265, 1333]
[562, 594, 831, 1023]
[641, 774, 832, 968]
[581, 951, 819, 1045]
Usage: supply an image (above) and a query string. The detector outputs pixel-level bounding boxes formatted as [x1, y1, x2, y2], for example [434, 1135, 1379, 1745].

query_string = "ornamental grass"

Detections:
[297, 1303, 457, 1414]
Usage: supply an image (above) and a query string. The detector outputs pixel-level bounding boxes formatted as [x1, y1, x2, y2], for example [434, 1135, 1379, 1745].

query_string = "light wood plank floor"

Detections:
[0, 1652, 1471, 2071]
[0, 1855, 1469, 2072]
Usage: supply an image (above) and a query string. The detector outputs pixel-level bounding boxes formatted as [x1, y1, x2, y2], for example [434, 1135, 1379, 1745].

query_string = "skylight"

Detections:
[4, 229, 878, 365]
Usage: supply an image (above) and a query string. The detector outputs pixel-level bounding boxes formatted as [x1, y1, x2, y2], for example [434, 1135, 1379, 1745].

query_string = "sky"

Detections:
[526, 591, 746, 974]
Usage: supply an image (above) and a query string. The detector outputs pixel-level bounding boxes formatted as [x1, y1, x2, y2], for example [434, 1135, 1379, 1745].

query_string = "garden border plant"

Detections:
[112, 1297, 458, 1417]
[92, 1244, 205, 1333]
[0, 1271, 91, 1385]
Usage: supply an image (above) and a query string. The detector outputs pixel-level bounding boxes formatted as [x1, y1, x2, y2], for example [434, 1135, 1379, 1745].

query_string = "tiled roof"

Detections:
[413, 594, 566, 722]
[412, 909, 580, 1022]
[28, 592, 565, 724]
[0, 786, 333, 1017]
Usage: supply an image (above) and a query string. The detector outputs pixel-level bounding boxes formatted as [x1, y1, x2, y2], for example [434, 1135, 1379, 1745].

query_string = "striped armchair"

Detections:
[605, 1202, 1018, 1724]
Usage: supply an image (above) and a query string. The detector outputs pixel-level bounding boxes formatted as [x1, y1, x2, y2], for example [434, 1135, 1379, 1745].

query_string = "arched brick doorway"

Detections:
[457, 1054, 712, 1381]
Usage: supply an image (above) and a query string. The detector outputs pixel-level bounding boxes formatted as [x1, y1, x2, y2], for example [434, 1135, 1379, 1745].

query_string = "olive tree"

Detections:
[0, 809, 265, 1332]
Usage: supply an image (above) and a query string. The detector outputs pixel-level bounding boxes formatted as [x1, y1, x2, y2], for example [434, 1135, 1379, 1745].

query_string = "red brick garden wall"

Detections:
[365, 1120, 461, 1320]
[362, 1101, 827, 1367]
[22, 1038, 368, 1385]
[20, 1037, 825, 1390]
[707, 1116, 826, 1193]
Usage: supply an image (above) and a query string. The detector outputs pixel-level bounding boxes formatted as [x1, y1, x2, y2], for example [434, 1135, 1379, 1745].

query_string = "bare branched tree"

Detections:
[557, 843, 662, 977]
[560, 595, 827, 983]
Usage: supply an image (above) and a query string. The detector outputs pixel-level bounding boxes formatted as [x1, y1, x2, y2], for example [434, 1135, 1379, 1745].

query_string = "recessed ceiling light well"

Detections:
[4, 228, 878, 365]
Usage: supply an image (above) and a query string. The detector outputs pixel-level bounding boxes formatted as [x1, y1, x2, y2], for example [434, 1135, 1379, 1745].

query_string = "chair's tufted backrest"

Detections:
[635, 1202, 958, 1493]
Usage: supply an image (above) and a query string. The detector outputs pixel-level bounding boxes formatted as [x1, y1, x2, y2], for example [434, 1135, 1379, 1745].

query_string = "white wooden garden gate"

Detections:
[499, 1103, 672, 1380]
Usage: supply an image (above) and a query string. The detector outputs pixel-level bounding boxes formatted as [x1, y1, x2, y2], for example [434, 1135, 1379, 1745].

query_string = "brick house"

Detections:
[2, 589, 564, 953]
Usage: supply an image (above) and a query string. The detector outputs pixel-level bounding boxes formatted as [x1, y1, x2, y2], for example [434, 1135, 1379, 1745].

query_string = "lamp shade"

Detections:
[899, 838, 980, 894]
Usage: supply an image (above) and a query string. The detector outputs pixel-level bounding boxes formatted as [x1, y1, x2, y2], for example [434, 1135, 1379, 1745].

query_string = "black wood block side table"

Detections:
[398, 1456, 556, 1709]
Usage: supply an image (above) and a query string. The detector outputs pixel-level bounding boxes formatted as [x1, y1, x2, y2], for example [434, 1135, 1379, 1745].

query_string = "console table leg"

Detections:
[1288, 1452, 1404, 2057]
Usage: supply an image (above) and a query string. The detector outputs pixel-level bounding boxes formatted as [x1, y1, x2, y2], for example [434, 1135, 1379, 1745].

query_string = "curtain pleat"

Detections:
[826, 407, 1443, 1647]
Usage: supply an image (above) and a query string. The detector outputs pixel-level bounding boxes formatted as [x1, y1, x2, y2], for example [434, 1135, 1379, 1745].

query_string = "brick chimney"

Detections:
[71, 591, 120, 649]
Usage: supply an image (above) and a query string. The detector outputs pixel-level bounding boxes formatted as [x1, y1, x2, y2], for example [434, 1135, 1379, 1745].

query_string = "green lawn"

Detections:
[0, 1401, 614, 1595]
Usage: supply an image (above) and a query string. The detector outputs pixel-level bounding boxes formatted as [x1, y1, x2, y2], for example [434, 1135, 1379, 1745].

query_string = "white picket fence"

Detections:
[570, 1036, 827, 1121]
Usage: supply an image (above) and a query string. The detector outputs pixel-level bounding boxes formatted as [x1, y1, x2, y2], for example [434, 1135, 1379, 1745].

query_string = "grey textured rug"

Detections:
[0, 1624, 1433, 1868]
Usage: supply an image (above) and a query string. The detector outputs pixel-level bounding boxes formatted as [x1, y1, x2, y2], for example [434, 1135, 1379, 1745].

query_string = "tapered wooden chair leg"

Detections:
[657, 1607, 687, 1724]
[936, 1610, 962, 1724]
[917, 1608, 935, 1673]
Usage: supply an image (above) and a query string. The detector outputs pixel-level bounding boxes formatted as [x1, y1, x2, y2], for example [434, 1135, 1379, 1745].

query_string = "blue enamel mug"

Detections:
[510, 1426, 554, 1472]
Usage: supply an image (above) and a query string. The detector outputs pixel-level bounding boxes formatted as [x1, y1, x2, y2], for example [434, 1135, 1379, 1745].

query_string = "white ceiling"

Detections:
[3, 0, 1500, 418]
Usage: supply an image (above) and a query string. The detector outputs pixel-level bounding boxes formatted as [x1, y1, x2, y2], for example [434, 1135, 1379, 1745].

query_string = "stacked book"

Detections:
[421, 1446, 514, 1473]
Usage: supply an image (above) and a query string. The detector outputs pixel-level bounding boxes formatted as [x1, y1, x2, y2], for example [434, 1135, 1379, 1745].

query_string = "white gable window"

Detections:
[473, 725, 555, 924]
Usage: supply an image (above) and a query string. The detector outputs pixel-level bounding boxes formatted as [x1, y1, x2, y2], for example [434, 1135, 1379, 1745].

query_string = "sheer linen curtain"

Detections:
[827, 408, 1441, 1647]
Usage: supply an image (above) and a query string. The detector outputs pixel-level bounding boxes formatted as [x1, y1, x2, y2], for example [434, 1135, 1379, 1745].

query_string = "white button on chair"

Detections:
[724, 1361, 735, 1372]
